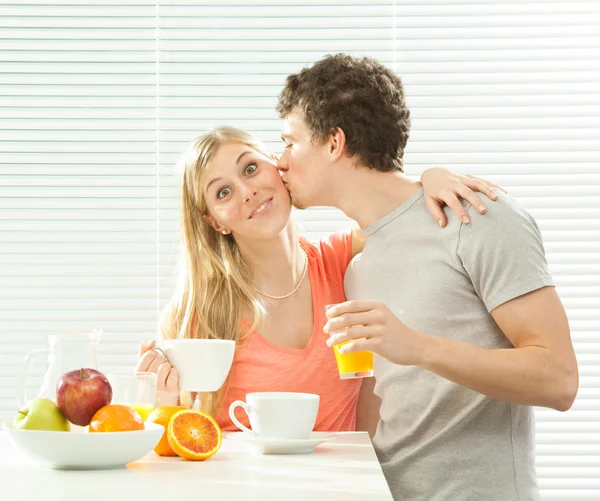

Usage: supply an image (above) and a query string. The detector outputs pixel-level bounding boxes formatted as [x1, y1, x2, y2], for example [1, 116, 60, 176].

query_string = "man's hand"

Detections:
[324, 300, 425, 366]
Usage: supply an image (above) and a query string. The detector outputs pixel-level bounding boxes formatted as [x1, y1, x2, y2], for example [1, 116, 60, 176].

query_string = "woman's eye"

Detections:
[217, 187, 231, 199]
[244, 163, 257, 175]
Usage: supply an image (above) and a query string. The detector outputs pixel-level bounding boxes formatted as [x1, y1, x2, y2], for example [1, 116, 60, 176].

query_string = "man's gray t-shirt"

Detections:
[344, 188, 553, 501]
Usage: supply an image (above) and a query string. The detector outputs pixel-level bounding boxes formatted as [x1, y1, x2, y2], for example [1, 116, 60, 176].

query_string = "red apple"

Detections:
[56, 368, 112, 426]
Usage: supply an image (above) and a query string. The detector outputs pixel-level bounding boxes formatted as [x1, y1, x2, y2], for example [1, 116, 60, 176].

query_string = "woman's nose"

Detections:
[242, 184, 258, 203]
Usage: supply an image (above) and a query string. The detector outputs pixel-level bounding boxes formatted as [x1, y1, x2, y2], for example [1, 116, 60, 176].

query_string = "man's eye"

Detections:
[245, 163, 257, 175]
[284, 143, 292, 149]
[217, 187, 231, 199]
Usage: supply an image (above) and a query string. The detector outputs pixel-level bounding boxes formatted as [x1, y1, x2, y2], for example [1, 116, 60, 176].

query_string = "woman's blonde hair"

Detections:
[160, 126, 270, 415]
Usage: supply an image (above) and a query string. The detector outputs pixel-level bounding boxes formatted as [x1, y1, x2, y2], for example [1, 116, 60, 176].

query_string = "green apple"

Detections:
[13, 397, 70, 432]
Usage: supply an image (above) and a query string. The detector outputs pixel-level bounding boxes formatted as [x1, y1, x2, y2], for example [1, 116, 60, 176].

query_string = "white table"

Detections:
[0, 431, 393, 501]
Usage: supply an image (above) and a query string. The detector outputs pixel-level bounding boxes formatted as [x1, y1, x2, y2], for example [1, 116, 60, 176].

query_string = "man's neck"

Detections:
[331, 168, 422, 229]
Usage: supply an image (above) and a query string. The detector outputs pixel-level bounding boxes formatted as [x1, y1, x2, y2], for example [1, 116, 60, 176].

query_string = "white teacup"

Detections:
[154, 339, 235, 392]
[229, 392, 320, 439]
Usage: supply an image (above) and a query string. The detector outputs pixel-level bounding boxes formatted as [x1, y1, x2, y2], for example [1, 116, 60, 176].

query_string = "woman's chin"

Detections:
[244, 216, 292, 241]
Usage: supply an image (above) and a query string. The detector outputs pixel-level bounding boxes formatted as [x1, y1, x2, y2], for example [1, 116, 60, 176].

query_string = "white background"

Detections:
[0, 1, 599, 499]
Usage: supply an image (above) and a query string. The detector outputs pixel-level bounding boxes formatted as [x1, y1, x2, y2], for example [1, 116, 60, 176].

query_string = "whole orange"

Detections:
[146, 406, 187, 456]
[88, 404, 145, 432]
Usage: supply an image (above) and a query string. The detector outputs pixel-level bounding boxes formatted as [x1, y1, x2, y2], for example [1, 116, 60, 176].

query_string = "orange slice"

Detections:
[167, 410, 222, 461]
[146, 405, 187, 456]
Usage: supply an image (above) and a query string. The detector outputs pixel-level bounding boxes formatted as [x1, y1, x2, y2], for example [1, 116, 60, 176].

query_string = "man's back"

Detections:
[345, 188, 551, 501]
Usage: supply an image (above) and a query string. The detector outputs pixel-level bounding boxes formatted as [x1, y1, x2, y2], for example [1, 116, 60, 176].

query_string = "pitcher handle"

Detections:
[17, 348, 46, 408]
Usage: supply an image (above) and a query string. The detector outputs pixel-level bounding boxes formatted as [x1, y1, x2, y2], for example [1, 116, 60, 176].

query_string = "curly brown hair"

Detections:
[277, 54, 411, 173]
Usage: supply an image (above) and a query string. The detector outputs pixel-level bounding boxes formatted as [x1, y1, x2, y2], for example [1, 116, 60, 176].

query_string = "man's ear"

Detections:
[328, 127, 347, 163]
[203, 214, 226, 234]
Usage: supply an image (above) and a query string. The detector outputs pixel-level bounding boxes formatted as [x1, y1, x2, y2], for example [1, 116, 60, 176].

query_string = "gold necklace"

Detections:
[251, 247, 308, 300]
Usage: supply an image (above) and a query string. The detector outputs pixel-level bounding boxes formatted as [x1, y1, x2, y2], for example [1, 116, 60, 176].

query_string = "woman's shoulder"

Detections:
[299, 229, 353, 280]
[300, 229, 352, 259]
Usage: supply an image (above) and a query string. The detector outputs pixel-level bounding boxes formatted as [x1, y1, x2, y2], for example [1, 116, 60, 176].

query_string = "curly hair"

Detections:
[277, 54, 411, 173]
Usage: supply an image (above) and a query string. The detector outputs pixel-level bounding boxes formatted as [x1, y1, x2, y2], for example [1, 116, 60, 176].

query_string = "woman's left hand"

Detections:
[421, 167, 507, 227]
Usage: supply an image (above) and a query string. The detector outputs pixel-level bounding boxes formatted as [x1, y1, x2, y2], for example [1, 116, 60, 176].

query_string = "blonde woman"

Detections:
[136, 126, 502, 433]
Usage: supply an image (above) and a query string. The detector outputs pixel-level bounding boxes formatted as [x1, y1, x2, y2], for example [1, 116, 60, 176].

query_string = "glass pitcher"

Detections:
[17, 330, 103, 408]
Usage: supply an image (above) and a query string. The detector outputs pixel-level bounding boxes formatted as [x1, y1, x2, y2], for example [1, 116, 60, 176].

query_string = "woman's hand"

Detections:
[421, 167, 507, 227]
[136, 340, 180, 402]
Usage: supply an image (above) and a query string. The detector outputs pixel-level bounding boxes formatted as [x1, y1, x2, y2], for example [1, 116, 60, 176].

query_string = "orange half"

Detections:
[167, 410, 222, 461]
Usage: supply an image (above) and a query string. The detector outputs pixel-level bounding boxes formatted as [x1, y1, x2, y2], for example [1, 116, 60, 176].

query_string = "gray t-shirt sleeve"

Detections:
[456, 193, 554, 312]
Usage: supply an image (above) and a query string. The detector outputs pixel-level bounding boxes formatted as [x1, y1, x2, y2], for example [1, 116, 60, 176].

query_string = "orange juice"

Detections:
[129, 404, 154, 421]
[325, 303, 374, 379]
[333, 342, 374, 379]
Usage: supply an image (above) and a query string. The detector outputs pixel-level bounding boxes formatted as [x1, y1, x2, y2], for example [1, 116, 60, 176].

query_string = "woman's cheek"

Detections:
[212, 205, 237, 226]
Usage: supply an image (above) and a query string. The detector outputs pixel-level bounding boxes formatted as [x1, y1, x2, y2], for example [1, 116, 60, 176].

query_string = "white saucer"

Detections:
[226, 431, 335, 454]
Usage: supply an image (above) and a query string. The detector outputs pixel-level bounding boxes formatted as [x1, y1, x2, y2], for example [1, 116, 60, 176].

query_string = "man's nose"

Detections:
[276, 152, 288, 172]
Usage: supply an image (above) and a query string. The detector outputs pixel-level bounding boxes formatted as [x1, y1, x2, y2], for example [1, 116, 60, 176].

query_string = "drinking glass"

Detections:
[325, 304, 374, 379]
[106, 372, 157, 420]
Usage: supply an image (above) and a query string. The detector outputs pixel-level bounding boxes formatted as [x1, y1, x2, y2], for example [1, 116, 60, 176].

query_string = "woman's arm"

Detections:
[350, 223, 366, 258]
[350, 167, 506, 257]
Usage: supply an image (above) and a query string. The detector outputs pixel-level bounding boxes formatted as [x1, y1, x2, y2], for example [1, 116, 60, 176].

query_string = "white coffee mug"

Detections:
[229, 392, 320, 439]
[154, 339, 235, 392]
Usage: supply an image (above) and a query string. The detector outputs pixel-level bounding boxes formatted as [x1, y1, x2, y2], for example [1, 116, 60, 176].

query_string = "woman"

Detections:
[136, 126, 502, 433]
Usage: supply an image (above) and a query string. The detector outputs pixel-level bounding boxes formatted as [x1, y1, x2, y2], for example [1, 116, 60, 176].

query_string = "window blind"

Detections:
[0, 0, 158, 415]
[1, 2, 598, 499]
[0, 0, 394, 416]
[393, 2, 600, 499]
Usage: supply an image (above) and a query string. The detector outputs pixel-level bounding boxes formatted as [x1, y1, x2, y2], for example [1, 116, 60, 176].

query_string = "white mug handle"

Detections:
[228, 400, 253, 434]
[151, 346, 169, 362]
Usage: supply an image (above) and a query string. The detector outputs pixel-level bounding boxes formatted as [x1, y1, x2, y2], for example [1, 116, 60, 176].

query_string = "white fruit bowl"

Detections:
[3, 421, 164, 470]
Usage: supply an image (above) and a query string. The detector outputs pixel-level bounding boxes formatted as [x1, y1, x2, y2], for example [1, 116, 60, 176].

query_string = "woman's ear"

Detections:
[203, 214, 228, 234]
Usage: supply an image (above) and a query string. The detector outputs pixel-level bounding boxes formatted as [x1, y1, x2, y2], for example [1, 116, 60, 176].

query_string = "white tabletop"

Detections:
[0, 431, 393, 501]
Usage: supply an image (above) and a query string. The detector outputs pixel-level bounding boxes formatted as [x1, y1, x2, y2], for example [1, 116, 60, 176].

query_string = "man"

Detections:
[276, 54, 578, 501]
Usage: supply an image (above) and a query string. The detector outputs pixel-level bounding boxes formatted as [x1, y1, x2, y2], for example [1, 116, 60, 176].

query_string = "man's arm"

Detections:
[331, 193, 578, 411]
[355, 376, 381, 438]
[325, 289, 578, 412]
[419, 286, 578, 411]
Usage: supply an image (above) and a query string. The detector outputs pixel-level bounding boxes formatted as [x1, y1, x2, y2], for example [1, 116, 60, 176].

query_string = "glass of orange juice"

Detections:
[325, 304, 374, 379]
[106, 372, 157, 420]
